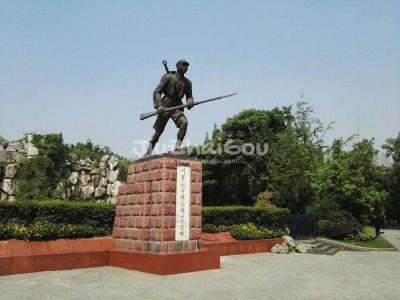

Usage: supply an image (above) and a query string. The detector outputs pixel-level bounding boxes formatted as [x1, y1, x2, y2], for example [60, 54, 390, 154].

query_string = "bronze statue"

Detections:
[143, 59, 237, 157]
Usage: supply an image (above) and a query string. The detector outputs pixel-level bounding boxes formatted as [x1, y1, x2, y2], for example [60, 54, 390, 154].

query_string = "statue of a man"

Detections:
[145, 59, 194, 156]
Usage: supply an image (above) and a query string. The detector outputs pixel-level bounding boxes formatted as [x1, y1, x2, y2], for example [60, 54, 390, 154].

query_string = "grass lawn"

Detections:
[344, 226, 394, 249]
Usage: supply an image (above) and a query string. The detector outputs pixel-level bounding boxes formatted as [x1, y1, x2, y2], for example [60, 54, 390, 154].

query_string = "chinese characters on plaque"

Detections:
[175, 166, 191, 241]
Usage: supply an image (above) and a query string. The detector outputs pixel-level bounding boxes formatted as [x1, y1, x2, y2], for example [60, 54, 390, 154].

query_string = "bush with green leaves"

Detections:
[202, 206, 290, 229]
[228, 223, 286, 240]
[0, 200, 115, 230]
[0, 221, 109, 241]
[318, 220, 354, 240]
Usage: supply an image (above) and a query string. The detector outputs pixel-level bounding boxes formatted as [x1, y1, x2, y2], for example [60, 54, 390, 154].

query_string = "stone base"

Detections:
[109, 249, 220, 275]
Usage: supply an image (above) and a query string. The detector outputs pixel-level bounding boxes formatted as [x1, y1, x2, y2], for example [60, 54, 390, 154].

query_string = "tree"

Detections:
[268, 102, 329, 213]
[382, 132, 400, 222]
[313, 137, 388, 235]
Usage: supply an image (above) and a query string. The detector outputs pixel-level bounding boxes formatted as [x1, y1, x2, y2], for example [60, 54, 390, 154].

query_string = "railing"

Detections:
[288, 214, 318, 240]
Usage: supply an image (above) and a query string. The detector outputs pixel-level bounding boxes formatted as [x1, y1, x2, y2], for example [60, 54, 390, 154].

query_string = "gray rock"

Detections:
[80, 172, 91, 186]
[78, 159, 86, 166]
[7, 142, 22, 152]
[5, 164, 18, 179]
[283, 236, 297, 251]
[0, 192, 7, 201]
[90, 168, 101, 175]
[111, 181, 121, 197]
[69, 172, 79, 185]
[295, 243, 310, 254]
[26, 143, 39, 156]
[2, 179, 14, 194]
[107, 170, 119, 183]
[106, 183, 112, 195]
[0, 145, 3, 151]
[101, 155, 110, 163]
[95, 187, 107, 198]
[11, 152, 25, 162]
[81, 186, 94, 200]
[99, 161, 106, 169]
[69, 186, 81, 198]
[92, 175, 101, 187]
[108, 156, 118, 170]
[108, 196, 117, 204]
[271, 243, 290, 254]
[100, 177, 108, 187]
[7, 195, 16, 202]
[0, 150, 12, 162]
[84, 157, 93, 166]
[27, 134, 33, 143]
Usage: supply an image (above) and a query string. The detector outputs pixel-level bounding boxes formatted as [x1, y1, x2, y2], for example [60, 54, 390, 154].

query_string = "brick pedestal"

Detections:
[112, 154, 202, 253]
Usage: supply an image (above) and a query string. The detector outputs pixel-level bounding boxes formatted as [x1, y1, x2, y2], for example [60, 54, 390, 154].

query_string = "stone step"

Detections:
[326, 247, 339, 255]
[311, 242, 324, 249]
[312, 244, 332, 252]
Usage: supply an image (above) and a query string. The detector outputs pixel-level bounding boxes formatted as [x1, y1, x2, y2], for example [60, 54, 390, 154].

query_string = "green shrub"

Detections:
[70, 139, 111, 162]
[318, 220, 354, 239]
[0, 221, 109, 241]
[0, 200, 115, 230]
[228, 223, 286, 240]
[202, 224, 219, 233]
[202, 206, 290, 229]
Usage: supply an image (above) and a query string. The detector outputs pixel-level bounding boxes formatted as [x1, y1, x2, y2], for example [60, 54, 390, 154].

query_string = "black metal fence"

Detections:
[288, 214, 318, 240]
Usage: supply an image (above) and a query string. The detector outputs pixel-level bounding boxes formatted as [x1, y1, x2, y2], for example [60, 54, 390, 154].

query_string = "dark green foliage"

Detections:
[117, 155, 134, 182]
[16, 156, 56, 200]
[0, 221, 109, 241]
[70, 139, 111, 163]
[195, 107, 291, 205]
[202, 206, 290, 229]
[202, 224, 219, 233]
[382, 133, 400, 221]
[318, 220, 354, 239]
[228, 223, 286, 240]
[0, 200, 115, 230]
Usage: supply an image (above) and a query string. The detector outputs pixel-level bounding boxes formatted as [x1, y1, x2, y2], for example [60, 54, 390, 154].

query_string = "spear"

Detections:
[139, 93, 238, 121]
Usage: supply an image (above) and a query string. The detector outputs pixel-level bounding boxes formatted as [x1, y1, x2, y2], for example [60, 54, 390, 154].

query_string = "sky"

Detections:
[1, 0, 399, 158]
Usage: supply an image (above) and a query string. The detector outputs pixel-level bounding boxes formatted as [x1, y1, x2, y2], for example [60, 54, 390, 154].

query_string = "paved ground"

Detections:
[383, 229, 400, 250]
[1, 245, 400, 300]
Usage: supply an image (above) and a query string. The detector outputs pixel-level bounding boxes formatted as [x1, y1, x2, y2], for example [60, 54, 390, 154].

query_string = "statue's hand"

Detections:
[187, 99, 194, 110]
[157, 105, 165, 114]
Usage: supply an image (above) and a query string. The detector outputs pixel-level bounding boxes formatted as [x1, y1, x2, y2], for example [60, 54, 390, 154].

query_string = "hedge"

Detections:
[0, 200, 115, 230]
[202, 206, 290, 229]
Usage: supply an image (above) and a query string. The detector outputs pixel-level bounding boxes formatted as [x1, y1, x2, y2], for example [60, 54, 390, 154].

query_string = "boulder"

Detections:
[80, 172, 91, 186]
[271, 243, 290, 254]
[101, 155, 110, 163]
[11, 152, 25, 162]
[7, 141, 22, 152]
[0, 150, 12, 162]
[107, 170, 119, 183]
[99, 161, 106, 169]
[5, 164, 18, 179]
[90, 168, 101, 175]
[1, 192, 7, 201]
[100, 177, 108, 187]
[69, 172, 79, 185]
[111, 181, 121, 197]
[95, 187, 107, 198]
[295, 243, 310, 254]
[108, 156, 118, 170]
[0, 145, 3, 151]
[2, 179, 14, 194]
[283, 236, 297, 251]
[81, 186, 94, 200]
[27, 134, 33, 143]
[26, 143, 39, 156]
[92, 175, 101, 187]
[69, 186, 81, 198]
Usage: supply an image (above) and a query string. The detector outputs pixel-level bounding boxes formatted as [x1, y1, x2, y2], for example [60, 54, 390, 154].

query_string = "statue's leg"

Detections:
[145, 115, 168, 156]
[172, 111, 188, 151]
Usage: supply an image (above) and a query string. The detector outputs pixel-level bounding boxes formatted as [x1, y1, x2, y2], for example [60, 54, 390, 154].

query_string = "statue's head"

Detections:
[176, 60, 189, 75]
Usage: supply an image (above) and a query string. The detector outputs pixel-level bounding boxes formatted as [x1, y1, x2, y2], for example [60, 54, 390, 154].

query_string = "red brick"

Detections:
[165, 192, 176, 204]
[150, 217, 162, 228]
[150, 159, 162, 170]
[190, 228, 201, 240]
[151, 181, 161, 192]
[190, 193, 196, 204]
[191, 205, 201, 216]
[164, 159, 177, 169]
[126, 194, 138, 205]
[119, 217, 128, 228]
[141, 205, 151, 216]
[127, 217, 136, 227]
[115, 207, 123, 216]
[149, 228, 161, 240]
[130, 206, 141, 216]
[134, 164, 142, 173]
[143, 162, 152, 171]
[191, 182, 202, 193]
[139, 241, 149, 251]
[161, 229, 176, 241]
[163, 180, 176, 192]
[118, 184, 127, 195]
[139, 230, 150, 240]
[190, 162, 202, 172]
[196, 194, 202, 205]
[128, 164, 135, 175]
[151, 169, 163, 181]
[168, 204, 176, 215]
[150, 205, 160, 216]
[163, 216, 176, 228]
[112, 228, 123, 238]
[191, 172, 202, 183]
